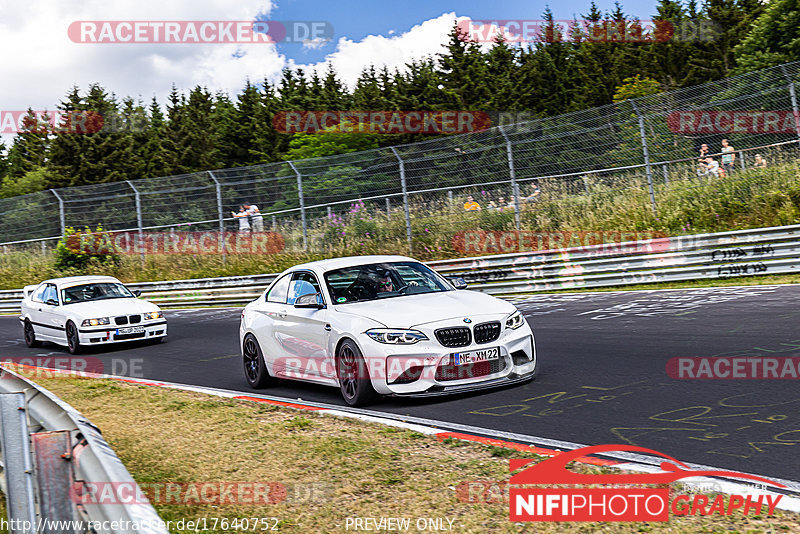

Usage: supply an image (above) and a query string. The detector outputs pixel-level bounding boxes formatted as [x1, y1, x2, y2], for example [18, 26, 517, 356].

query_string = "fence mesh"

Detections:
[1, 61, 799, 255]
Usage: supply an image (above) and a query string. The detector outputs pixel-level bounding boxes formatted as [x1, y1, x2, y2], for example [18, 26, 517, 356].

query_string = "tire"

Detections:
[23, 319, 42, 348]
[66, 321, 82, 355]
[336, 338, 378, 407]
[242, 334, 274, 388]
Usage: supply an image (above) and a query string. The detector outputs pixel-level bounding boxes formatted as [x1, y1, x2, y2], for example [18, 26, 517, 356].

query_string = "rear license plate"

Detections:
[454, 347, 499, 365]
[116, 326, 145, 335]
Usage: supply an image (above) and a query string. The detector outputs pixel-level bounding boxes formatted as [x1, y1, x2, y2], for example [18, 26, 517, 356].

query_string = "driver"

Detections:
[377, 271, 394, 293]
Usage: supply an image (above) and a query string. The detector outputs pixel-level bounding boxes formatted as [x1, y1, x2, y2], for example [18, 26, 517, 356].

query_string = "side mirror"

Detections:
[132, 290, 142, 297]
[450, 277, 468, 290]
[45, 298, 59, 306]
[294, 292, 325, 309]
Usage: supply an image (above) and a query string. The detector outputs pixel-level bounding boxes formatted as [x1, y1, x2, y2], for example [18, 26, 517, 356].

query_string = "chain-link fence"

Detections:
[1, 61, 799, 257]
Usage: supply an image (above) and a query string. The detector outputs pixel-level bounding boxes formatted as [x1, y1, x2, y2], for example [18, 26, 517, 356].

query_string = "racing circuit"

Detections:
[2, 283, 800, 484]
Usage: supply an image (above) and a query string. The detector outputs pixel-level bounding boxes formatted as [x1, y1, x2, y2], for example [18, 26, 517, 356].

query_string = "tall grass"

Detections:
[1, 155, 799, 289]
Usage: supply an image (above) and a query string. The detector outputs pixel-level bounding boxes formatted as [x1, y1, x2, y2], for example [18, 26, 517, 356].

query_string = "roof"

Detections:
[288, 255, 418, 274]
[39, 275, 123, 288]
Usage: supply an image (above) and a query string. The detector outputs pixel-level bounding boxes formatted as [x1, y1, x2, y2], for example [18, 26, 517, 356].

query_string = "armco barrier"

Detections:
[1, 224, 799, 313]
[0, 366, 168, 534]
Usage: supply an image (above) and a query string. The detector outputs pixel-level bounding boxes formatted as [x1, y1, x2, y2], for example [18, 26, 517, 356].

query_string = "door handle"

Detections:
[324, 324, 332, 331]
[278, 309, 288, 318]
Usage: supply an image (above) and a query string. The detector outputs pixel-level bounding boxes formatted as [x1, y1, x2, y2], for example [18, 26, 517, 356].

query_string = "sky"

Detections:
[0, 0, 662, 121]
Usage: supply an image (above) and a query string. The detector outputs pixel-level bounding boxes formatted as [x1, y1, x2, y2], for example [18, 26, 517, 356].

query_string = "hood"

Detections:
[333, 290, 515, 328]
[62, 298, 160, 318]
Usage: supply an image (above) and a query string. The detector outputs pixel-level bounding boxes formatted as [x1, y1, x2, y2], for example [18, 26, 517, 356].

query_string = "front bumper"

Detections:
[78, 320, 168, 344]
[359, 324, 537, 396]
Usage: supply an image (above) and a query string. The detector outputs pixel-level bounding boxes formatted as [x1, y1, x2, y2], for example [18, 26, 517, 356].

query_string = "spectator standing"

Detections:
[753, 154, 767, 168]
[524, 182, 541, 202]
[233, 205, 250, 232]
[721, 139, 735, 174]
[245, 202, 264, 232]
[463, 195, 481, 211]
[699, 143, 710, 159]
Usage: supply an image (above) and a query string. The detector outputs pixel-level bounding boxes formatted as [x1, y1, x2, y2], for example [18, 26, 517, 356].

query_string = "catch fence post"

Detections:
[207, 171, 226, 263]
[630, 100, 658, 215]
[125, 180, 145, 266]
[498, 124, 521, 232]
[287, 161, 308, 251]
[781, 65, 800, 144]
[390, 147, 413, 253]
[50, 189, 66, 236]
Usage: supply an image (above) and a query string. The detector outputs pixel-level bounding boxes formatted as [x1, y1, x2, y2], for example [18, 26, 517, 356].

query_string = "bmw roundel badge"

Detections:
[463, 318, 472, 323]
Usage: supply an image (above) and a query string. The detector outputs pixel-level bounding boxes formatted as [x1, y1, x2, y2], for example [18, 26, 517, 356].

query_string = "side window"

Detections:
[31, 284, 47, 303]
[43, 284, 59, 305]
[266, 274, 292, 304]
[287, 272, 322, 305]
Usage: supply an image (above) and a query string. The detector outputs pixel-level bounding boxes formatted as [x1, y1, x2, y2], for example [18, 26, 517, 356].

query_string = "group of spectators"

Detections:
[697, 139, 767, 178]
[232, 203, 264, 232]
[463, 182, 542, 211]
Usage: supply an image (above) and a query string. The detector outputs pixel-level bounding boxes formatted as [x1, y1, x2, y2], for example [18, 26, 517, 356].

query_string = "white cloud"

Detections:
[304, 13, 462, 87]
[0, 0, 280, 113]
[0, 1, 465, 132]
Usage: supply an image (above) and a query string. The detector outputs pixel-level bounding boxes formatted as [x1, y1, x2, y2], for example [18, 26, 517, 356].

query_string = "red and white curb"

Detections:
[4, 363, 800, 513]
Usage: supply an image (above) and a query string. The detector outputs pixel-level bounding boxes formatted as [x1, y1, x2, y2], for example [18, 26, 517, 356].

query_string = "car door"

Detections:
[252, 273, 292, 375]
[279, 271, 331, 380]
[37, 284, 65, 342]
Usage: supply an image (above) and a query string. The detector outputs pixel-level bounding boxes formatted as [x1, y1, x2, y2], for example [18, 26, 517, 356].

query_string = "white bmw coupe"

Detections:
[20, 275, 167, 354]
[239, 255, 537, 406]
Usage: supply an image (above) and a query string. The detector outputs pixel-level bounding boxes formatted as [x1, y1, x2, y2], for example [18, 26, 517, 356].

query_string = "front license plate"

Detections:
[454, 347, 499, 365]
[116, 326, 145, 335]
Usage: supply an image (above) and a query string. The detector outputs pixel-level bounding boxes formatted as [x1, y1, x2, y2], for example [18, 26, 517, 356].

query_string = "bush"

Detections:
[54, 226, 121, 272]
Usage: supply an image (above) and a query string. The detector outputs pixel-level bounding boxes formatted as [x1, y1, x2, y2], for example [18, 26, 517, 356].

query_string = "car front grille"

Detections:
[434, 327, 472, 348]
[474, 321, 501, 344]
[115, 315, 141, 325]
[435, 357, 506, 381]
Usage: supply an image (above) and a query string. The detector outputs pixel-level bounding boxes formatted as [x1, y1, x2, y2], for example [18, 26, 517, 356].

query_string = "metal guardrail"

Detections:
[0, 367, 169, 534]
[0, 224, 799, 314]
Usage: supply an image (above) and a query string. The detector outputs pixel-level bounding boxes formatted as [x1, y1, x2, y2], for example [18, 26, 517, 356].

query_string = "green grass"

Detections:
[15, 376, 800, 533]
[1, 155, 799, 290]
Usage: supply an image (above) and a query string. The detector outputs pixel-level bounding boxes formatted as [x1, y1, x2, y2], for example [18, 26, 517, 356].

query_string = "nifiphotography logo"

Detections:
[509, 444, 784, 522]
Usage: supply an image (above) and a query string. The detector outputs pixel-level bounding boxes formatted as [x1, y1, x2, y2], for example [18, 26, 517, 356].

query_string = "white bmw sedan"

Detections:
[240, 255, 537, 406]
[20, 275, 167, 354]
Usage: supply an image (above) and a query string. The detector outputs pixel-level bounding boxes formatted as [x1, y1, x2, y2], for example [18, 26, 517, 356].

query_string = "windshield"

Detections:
[324, 261, 451, 304]
[61, 283, 135, 305]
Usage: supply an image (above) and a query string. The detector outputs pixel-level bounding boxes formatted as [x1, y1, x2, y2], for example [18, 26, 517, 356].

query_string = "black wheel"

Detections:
[23, 319, 41, 348]
[242, 334, 273, 388]
[336, 339, 378, 407]
[66, 321, 81, 355]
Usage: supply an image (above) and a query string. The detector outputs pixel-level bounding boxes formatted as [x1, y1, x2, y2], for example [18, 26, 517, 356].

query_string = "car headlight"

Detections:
[505, 310, 525, 330]
[81, 317, 110, 327]
[365, 329, 428, 344]
[143, 311, 163, 320]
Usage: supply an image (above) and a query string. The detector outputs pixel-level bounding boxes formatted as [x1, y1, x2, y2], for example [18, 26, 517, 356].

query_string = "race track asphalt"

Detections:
[2, 284, 800, 482]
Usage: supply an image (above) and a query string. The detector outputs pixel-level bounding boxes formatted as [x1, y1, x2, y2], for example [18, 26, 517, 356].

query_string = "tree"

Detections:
[613, 75, 662, 102]
[734, 0, 800, 72]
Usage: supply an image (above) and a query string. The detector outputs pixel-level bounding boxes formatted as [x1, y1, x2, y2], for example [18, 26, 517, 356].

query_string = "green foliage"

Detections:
[0, 167, 52, 198]
[734, 0, 800, 72]
[284, 128, 379, 160]
[54, 226, 121, 272]
[613, 75, 662, 102]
